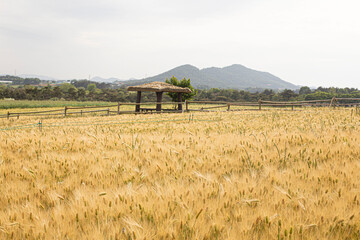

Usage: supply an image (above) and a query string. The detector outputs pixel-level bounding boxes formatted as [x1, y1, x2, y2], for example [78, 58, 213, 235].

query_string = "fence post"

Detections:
[64, 106, 67, 117]
[330, 97, 336, 109]
[117, 103, 120, 114]
[107, 108, 110, 116]
[227, 103, 230, 111]
[7, 111, 10, 119]
[81, 110, 83, 117]
[258, 99, 262, 110]
[185, 100, 189, 112]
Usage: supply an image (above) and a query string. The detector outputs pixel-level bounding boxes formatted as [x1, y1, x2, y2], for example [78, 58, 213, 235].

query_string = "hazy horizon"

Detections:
[1, 0, 359, 88]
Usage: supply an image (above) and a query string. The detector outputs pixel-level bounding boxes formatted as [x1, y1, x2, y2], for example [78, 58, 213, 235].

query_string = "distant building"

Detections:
[0, 81, 12, 84]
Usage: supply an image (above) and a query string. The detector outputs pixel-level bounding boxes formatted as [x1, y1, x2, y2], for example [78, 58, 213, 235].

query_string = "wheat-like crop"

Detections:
[0, 108, 359, 239]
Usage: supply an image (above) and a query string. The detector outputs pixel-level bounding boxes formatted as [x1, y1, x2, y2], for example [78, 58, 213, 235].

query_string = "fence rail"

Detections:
[1, 98, 360, 119]
[0, 102, 185, 119]
[185, 98, 360, 112]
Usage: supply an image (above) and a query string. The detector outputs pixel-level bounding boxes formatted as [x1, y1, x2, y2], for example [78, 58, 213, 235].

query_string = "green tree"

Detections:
[67, 87, 78, 100]
[52, 86, 63, 99]
[304, 91, 332, 100]
[77, 87, 86, 100]
[87, 83, 97, 92]
[165, 76, 197, 102]
[60, 83, 76, 93]
[299, 86, 312, 95]
[40, 86, 52, 100]
[279, 89, 297, 101]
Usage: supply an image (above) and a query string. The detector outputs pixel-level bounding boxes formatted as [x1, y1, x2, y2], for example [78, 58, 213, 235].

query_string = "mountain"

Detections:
[18, 74, 57, 81]
[9, 64, 297, 89]
[90, 76, 124, 83]
[122, 64, 297, 90]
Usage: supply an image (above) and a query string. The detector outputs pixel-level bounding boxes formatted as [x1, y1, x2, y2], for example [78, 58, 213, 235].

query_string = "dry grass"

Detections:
[0, 108, 360, 239]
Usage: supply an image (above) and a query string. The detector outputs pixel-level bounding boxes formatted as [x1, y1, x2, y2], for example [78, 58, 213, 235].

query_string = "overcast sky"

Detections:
[1, 0, 359, 88]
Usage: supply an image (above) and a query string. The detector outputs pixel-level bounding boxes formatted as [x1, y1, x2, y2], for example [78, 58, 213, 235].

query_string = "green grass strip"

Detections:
[0, 117, 221, 132]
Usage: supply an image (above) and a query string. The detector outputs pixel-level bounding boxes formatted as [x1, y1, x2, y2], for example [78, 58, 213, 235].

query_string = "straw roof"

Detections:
[127, 81, 192, 93]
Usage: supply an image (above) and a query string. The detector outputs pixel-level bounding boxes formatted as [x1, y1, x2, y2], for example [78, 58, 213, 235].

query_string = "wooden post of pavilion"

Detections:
[177, 93, 182, 111]
[136, 91, 141, 112]
[156, 92, 163, 112]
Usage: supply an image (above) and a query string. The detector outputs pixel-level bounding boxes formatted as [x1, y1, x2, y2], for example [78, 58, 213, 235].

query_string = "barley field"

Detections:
[0, 108, 360, 239]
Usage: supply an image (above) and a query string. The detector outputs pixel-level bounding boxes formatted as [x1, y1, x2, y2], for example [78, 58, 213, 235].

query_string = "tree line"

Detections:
[0, 78, 359, 102]
[194, 86, 360, 102]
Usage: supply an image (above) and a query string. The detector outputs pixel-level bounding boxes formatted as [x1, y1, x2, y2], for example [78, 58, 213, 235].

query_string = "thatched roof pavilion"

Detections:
[127, 81, 192, 93]
[127, 81, 191, 112]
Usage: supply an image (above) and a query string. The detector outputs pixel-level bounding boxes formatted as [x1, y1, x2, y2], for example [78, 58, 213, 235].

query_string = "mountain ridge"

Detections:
[3, 64, 298, 90]
[18, 74, 58, 81]
[121, 64, 297, 90]
[91, 76, 124, 83]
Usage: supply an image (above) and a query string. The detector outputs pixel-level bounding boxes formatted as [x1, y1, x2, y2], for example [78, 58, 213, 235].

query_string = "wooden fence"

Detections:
[185, 98, 360, 112]
[0, 102, 183, 119]
[1, 98, 360, 119]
